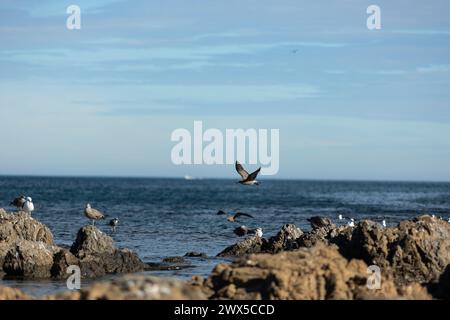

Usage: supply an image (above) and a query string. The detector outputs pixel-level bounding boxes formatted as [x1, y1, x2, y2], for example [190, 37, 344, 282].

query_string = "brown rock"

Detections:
[263, 224, 303, 253]
[0, 211, 54, 244]
[51, 248, 80, 278]
[69, 226, 145, 278]
[0, 286, 33, 300]
[70, 225, 115, 259]
[46, 275, 207, 300]
[206, 244, 430, 300]
[329, 216, 450, 286]
[0, 209, 54, 271]
[217, 235, 265, 257]
[3, 240, 58, 278]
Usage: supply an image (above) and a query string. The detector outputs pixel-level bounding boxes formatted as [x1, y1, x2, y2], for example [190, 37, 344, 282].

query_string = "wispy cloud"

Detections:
[416, 64, 450, 73]
[375, 70, 407, 75]
[392, 29, 450, 36]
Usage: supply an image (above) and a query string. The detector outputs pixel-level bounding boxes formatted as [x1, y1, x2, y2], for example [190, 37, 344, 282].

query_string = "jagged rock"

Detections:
[0, 211, 54, 244]
[70, 225, 115, 259]
[68, 225, 145, 278]
[263, 224, 303, 253]
[76, 249, 145, 278]
[328, 216, 450, 286]
[3, 240, 58, 278]
[46, 275, 207, 300]
[185, 252, 207, 258]
[206, 244, 430, 300]
[217, 235, 265, 257]
[0, 210, 54, 271]
[51, 249, 80, 278]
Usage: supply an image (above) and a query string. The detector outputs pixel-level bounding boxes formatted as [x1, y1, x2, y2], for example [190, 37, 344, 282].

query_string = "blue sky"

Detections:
[1, 0, 450, 181]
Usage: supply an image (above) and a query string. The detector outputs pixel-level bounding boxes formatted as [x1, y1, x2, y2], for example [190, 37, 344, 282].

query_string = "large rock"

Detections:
[46, 275, 207, 300]
[206, 244, 430, 300]
[328, 216, 450, 286]
[67, 225, 146, 278]
[3, 240, 58, 278]
[70, 225, 115, 259]
[0, 210, 54, 270]
[0, 211, 54, 244]
[217, 235, 265, 257]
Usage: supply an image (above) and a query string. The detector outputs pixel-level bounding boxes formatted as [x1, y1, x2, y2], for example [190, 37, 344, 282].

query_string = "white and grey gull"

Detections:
[22, 197, 34, 215]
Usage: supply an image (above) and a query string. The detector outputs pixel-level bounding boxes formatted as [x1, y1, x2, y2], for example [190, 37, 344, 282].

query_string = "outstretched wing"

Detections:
[217, 210, 227, 215]
[245, 167, 261, 181]
[235, 161, 249, 180]
[234, 212, 254, 219]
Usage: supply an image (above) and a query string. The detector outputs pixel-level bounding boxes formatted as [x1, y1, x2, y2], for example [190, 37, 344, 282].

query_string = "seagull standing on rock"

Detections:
[10, 195, 26, 210]
[347, 218, 355, 227]
[84, 204, 105, 226]
[22, 197, 34, 215]
[235, 161, 261, 185]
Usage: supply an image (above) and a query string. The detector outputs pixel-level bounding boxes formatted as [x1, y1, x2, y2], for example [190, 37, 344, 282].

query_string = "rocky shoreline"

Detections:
[0, 207, 449, 300]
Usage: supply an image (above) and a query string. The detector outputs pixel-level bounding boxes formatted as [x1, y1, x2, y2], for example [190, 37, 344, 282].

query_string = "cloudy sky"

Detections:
[1, 0, 450, 181]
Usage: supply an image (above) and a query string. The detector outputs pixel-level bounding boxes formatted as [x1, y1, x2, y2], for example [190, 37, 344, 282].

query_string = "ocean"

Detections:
[1, 176, 449, 296]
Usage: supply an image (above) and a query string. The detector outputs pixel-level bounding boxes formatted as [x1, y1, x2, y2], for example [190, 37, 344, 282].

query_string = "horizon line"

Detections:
[0, 173, 449, 184]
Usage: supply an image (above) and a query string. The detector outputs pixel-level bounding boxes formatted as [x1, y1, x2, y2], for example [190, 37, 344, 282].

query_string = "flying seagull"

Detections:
[84, 203, 105, 226]
[22, 197, 34, 215]
[217, 210, 253, 222]
[10, 195, 26, 209]
[235, 161, 261, 185]
[109, 218, 119, 232]
[307, 216, 332, 229]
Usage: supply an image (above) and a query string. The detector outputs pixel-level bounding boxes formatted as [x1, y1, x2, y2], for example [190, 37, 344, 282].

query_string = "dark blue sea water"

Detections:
[1, 176, 449, 296]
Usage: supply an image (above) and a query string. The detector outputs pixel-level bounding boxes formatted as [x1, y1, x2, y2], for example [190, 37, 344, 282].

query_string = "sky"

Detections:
[0, 0, 450, 181]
